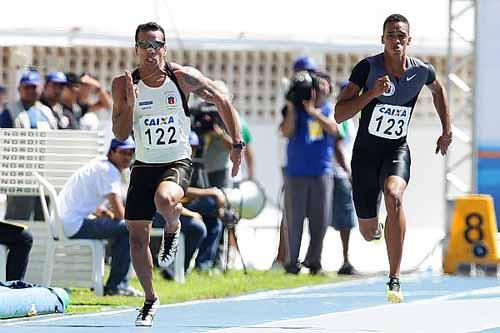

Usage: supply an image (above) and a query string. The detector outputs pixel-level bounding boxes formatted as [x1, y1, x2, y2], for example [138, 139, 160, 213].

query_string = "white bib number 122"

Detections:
[145, 127, 176, 145]
[140, 115, 178, 150]
[368, 104, 411, 139]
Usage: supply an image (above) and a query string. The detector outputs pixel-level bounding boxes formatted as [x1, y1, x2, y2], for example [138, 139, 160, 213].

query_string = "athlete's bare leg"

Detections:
[383, 175, 407, 278]
[155, 181, 185, 233]
[127, 221, 156, 300]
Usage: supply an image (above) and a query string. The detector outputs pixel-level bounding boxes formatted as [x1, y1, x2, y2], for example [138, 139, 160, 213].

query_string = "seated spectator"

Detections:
[153, 187, 225, 278]
[40, 72, 71, 129]
[56, 137, 141, 296]
[0, 84, 11, 128]
[0, 221, 33, 281]
[78, 73, 112, 131]
[59, 73, 82, 129]
[152, 131, 224, 278]
[78, 73, 112, 113]
[4, 70, 58, 221]
[9, 70, 57, 130]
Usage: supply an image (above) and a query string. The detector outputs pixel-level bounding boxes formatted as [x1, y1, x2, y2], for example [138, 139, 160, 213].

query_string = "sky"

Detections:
[0, 0, 475, 50]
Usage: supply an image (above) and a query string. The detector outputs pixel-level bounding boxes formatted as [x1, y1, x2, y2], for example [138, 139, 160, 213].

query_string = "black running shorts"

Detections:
[351, 143, 411, 219]
[125, 158, 192, 221]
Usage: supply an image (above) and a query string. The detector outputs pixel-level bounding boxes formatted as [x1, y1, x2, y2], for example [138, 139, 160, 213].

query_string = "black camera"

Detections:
[220, 207, 240, 228]
[286, 71, 321, 105]
[190, 102, 222, 135]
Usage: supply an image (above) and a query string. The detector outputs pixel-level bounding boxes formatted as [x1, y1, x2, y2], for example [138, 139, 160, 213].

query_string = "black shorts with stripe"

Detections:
[351, 143, 411, 219]
[125, 158, 192, 221]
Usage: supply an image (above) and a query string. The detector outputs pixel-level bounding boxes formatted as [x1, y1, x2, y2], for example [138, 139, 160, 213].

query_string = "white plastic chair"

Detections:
[33, 172, 105, 296]
[0, 244, 7, 281]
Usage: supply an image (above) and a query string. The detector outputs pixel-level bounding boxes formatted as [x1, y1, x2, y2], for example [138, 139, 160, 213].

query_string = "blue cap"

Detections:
[19, 70, 41, 86]
[109, 137, 135, 151]
[293, 56, 316, 72]
[45, 71, 67, 84]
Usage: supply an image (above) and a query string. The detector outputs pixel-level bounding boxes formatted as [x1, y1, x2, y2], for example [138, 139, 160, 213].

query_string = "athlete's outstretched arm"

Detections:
[111, 71, 135, 141]
[334, 76, 391, 123]
[428, 79, 452, 155]
[175, 66, 243, 176]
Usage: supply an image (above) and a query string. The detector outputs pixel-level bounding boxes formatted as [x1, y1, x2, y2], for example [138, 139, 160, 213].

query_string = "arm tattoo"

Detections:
[193, 85, 217, 102]
[183, 67, 203, 87]
[182, 67, 220, 103]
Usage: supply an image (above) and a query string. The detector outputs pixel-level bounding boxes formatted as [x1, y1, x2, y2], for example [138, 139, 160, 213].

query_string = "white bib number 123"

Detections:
[368, 104, 411, 139]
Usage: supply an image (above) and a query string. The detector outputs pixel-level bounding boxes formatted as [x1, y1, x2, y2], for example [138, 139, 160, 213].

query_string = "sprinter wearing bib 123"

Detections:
[335, 14, 452, 304]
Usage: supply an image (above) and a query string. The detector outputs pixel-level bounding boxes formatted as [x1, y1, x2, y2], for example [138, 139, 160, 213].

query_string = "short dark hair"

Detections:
[64, 72, 80, 86]
[135, 22, 166, 43]
[383, 14, 410, 33]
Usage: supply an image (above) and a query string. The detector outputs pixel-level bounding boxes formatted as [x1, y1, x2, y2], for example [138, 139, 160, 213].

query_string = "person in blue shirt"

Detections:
[281, 68, 338, 275]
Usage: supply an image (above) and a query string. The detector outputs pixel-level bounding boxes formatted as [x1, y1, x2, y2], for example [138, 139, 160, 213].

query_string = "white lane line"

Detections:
[205, 285, 500, 332]
[2, 276, 387, 326]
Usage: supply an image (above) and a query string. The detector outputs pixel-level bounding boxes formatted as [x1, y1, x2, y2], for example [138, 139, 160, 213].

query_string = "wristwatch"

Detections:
[232, 140, 246, 150]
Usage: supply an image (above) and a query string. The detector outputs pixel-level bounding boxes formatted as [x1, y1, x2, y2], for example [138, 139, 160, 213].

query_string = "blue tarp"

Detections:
[0, 281, 70, 319]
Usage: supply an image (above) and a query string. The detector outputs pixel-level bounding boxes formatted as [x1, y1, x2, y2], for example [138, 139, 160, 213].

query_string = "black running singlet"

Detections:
[349, 53, 436, 154]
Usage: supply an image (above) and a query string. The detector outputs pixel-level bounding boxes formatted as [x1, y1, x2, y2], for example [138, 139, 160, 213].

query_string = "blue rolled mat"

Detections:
[0, 282, 70, 319]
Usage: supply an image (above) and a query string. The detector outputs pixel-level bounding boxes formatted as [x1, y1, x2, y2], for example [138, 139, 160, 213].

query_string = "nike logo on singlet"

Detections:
[406, 74, 417, 81]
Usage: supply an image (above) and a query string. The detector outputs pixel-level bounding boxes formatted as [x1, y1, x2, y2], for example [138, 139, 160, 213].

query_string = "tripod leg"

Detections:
[222, 227, 229, 272]
[232, 226, 247, 274]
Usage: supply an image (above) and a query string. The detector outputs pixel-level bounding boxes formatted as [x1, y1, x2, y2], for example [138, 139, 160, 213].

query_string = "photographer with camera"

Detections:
[192, 80, 235, 189]
[281, 63, 339, 275]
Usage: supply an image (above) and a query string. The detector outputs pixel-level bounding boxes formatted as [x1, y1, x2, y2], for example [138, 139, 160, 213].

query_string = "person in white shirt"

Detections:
[57, 137, 141, 297]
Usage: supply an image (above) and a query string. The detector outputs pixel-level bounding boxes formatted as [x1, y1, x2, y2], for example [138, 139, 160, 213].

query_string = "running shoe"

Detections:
[158, 226, 180, 268]
[386, 276, 403, 303]
[135, 298, 160, 326]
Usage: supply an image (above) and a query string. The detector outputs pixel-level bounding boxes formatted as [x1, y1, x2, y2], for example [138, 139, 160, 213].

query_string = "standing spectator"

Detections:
[281, 69, 338, 275]
[0, 85, 11, 128]
[332, 112, 359, 275]
[60, 73, 82, 129]
[273, 56, 318, 269]
[78, 73, 112, 130]
[0, 221, 33, 281]
[57, 137, 141, 296]
[40, 71, 71, 129]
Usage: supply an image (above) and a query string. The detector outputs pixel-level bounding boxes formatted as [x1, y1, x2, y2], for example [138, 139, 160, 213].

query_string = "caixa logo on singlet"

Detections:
[143, 116, 175, 126]
[166, 94, 177, 107]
